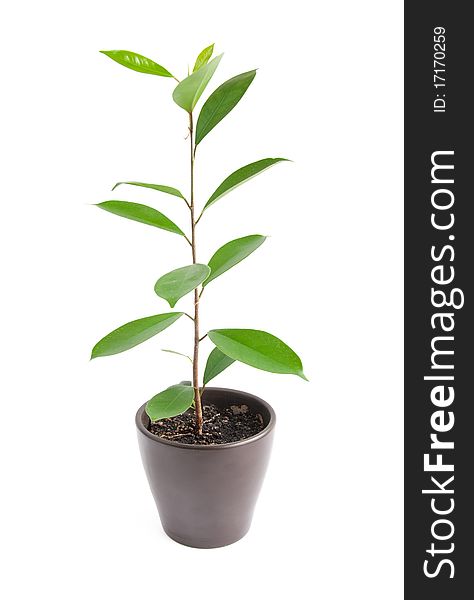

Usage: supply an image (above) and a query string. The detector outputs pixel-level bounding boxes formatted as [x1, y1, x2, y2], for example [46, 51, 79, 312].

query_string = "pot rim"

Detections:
[135, 386, 276, 450]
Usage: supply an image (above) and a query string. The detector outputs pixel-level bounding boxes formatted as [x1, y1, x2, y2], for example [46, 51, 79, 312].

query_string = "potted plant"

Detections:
[91, 44, 307, 548]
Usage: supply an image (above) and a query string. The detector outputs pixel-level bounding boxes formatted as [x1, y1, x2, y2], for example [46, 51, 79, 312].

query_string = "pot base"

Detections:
[163, 524, 251, 549]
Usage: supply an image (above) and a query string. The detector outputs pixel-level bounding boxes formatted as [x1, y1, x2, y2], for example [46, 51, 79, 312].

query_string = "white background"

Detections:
[0, 1, 403, 598]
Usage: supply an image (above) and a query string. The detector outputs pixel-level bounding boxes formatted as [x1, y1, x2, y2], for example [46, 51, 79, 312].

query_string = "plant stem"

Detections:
[189, 112, 203, 435]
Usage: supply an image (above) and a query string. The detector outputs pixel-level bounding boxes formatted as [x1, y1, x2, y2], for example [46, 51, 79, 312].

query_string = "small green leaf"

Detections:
[91, 313, 184, 359]
[161, 349, 193, 363]
[146, 384, 195, 421]
[193, 43, 214, 72]
[195, 70, 256, 146]
[172, 54, 223, 112]
[204, 235, 266, 287]
[155, 264, 211, 308]
[112, 181, 185, 200]
[203, 158, 288, 213]
[203, 347, 235, 385]
[208, 329, 307, 379]
[100, 50, 174, 77]
[96, 201, 185, 236]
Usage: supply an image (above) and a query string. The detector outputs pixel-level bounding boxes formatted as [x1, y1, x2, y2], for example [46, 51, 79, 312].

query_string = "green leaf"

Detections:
[154, 264, 211, 308]
[203, 158, 289, 213]
[96, 201, 185, 236]
[203, 347, 235, 385]
[91, 313, 184, 359]
[195, 70, 256, 146]
[146, 384, 195, 421]
[112, 181, 185, 200]
[193, 43, 214, 72]
[208, 329, 307, 379]
[204, 235, 266, 287]
[100, 50, 174, 78]
[161, 349, 193, 363]
[172, 54, 223, 112]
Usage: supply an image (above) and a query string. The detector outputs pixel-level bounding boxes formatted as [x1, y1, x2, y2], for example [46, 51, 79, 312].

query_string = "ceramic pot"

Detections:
[135, 386, 276, 548]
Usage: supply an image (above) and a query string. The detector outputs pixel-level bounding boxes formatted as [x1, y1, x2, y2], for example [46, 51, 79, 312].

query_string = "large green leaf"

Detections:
[195, 70, 256, 146]
[204, 235, 266, 287]
[146, 384, 195, 421]
[203, 158, 288, 213]
[154, 264, 210, 308]
[193, 43, 214, 72]
[208, 329, 307, 379]
[91, 313, 184, 359]
[172, 54, 223, 112]
[100, 50, 173, 77]
[112, 181, 185, 200]
[203, 347, 235, 385]
[96, 201, 185, 236]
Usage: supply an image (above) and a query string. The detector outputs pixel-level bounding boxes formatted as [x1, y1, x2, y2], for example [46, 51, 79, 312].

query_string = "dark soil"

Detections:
[148, 403, 265, 445]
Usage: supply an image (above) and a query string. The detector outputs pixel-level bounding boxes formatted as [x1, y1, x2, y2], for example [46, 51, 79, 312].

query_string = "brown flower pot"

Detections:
[135, 386, 276, 548]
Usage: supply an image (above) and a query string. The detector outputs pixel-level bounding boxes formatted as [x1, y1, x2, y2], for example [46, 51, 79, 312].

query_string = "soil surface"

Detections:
[148, 403, 265, 445]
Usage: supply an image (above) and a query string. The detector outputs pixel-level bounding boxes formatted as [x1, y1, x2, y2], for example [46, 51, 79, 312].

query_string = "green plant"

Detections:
[92, 44, 307, 434]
